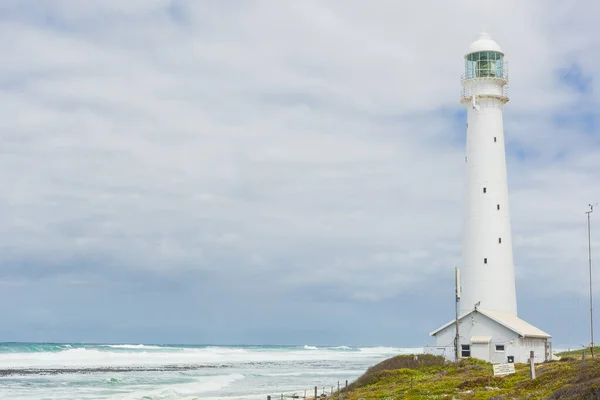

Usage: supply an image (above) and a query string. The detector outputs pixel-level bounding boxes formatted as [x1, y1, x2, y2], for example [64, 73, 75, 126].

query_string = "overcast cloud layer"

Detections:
[0, 0, 598, 347]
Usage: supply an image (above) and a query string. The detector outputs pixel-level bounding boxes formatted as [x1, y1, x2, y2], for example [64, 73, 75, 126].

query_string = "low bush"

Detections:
[348, 354, 446, 390]
[341, 356, 600, 399]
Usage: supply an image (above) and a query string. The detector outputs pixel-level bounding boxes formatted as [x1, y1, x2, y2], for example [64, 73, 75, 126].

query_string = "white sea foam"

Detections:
[358, 346, 422, 354]
[102, 344, 166, 350]
[0, 345, 415, 369]
[119, 373, 246, 400]
[262, 369, 363, 377]
[0, 344, 421, 399]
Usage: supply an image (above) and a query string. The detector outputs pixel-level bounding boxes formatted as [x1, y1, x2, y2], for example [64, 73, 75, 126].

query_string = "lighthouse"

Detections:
[460, 32, 517, 316]
[428, 33, 552, 364]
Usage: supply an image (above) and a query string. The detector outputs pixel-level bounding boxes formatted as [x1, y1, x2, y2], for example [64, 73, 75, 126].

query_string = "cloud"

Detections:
[0, 0, 597, 345]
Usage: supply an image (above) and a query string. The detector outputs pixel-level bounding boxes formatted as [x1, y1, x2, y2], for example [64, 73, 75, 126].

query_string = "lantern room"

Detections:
[465, 51, 505, 79]
[463, 33, 507, 80]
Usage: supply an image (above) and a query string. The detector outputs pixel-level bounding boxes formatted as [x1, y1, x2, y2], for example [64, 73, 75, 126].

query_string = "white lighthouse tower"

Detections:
[460, 32, 517, 316]
[428, 33, 552, 364]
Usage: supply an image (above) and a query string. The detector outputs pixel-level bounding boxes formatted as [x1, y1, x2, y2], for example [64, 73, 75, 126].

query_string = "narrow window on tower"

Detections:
[497, 204, 500, 210]
[499, 238, 502, 244]
[494, 137, 497, 142]
[484, 258, 488, 264]
[483, 187, 487, 193]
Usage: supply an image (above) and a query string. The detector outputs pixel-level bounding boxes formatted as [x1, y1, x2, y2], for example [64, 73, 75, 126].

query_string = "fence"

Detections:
[266, 379, 350, 400]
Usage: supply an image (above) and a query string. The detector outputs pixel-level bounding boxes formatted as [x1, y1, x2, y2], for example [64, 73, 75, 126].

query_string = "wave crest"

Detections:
[102, 344, 165, 350]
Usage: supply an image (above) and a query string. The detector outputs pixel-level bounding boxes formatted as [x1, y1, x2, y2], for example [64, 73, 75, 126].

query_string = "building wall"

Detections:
[429, 312, 547, 363]
[518, 337, 548, 363]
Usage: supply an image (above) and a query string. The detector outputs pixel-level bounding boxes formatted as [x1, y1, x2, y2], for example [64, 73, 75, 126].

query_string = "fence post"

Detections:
[345, 380, 348, 390]
[529, 351, 536, 379]
[314, 386, 317, 400]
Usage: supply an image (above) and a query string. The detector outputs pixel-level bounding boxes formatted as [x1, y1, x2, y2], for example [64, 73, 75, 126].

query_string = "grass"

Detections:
[327, 354, 600, 400]
[556, 346, 600, 359]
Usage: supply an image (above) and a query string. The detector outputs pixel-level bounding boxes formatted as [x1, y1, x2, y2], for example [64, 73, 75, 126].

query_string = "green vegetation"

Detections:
[332, 354, 600, 400]
[556, 346, 600, 359]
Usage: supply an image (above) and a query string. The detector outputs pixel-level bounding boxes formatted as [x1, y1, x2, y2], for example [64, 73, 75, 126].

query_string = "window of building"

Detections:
[484, 258, 488, 264]
[499, 238, 502, 244]
[495, 345, 505, 352]
[461, 344, 471, 357]
[483, 187, 487, 193]
[494, 137, 497, 142]
[497, 204, 500, 210]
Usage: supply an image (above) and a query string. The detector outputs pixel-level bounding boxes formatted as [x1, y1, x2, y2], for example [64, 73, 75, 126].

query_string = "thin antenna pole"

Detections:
[586, 204, 595, 358]
[455, 267, 461, 362]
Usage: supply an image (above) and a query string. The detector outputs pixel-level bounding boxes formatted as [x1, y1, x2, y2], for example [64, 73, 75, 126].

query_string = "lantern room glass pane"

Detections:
[464, 51, 504, 79]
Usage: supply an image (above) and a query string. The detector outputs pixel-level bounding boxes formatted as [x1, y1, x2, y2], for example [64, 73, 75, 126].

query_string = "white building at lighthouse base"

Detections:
[426, 307, 552, 364]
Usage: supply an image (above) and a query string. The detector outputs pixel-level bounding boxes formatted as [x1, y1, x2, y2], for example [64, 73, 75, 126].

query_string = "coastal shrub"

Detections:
[457, 357, 490, 371]
[570, 359, 600, 383]
[342, 356, 600, 400]
[457, 376, 505, 390]
[555, 346, 600, 358]
[347, 354, 446, 391]
[366, 354, 447, 374]
[548, 380, 600, 399]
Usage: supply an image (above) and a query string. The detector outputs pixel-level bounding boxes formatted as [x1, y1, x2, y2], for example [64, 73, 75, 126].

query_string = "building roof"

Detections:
[429, 308, 551, 339]
[481, 309, 552, 339]
[466, 32, 503, 56]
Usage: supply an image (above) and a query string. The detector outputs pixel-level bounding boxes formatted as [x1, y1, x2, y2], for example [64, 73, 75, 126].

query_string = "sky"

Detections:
[0, 0, 598, 348]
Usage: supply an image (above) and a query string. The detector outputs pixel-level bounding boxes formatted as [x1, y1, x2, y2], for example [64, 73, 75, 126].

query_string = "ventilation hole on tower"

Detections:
[494, 137, 497, 142]
[497, 204, 500, 210]
[499, 238, 502, 244]
[484, 258, 488, 264]
[483, 187, 487, 193]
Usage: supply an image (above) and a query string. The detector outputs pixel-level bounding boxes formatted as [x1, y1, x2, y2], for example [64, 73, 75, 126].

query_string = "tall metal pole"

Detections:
[455, 267, 461, 362]
[586, 204, 595, 358]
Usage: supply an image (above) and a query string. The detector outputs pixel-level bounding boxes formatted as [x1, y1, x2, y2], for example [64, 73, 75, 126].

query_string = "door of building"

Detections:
[471, 343, 490, 361]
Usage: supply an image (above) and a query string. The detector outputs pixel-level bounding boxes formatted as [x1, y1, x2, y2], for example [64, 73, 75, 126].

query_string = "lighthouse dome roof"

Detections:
[466, 32, 503, 56]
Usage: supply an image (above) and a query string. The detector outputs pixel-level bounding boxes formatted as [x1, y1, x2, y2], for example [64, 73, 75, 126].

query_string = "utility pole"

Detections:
[586, 204, 596, 358]
[455, 267, 461, 362]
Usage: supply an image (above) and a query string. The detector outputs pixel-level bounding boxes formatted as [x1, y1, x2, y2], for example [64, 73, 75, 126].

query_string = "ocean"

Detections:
[0, 343, 421, 399]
